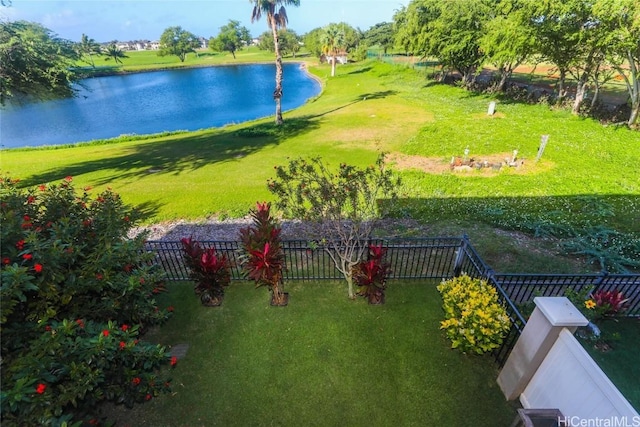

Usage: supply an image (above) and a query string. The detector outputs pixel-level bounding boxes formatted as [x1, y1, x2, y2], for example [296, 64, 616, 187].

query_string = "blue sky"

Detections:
[1, 0, 409, 42]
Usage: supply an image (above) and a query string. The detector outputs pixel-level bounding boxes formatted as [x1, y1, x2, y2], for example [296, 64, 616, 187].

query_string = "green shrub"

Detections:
[437, 275, 510, 354]
[0, 176, 174, 426]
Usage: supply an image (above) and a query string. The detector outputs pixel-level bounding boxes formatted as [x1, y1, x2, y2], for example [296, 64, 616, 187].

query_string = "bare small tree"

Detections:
[268, 153, 400, 298]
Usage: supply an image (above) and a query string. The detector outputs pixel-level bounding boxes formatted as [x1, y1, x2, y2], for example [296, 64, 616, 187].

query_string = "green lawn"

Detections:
[81, 46, 307, 74]
[2, 59, 638, 272]
[105, 281, 518, 426]
[580, 317, 640, 412]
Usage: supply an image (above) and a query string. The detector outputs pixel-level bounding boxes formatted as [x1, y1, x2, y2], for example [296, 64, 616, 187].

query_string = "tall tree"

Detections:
[0, 21, 79, 105]
[321, 23, 346, 77]
[158, 26, 200, 62]
[595, 0, 640, 126]
[77, 33, 102, 68]
[364, 22, 395, 54]
[480, 4, 536, 92]
[303, 27, 325, 58]
[250, 0, 301, 125]
[104, 41, 128, 64]
[209, 20, 251, 59]
[257, 29, 300, 57]
[394, 0, 488, 85]
[526, 0, 588, 104]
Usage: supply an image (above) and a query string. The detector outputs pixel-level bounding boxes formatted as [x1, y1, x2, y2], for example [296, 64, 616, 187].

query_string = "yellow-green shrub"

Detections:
[437, 275, 510, 354]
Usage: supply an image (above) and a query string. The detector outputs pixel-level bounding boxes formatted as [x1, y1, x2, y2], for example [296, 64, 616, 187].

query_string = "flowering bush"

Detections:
[353, 244, 390, 304]
[181, 237, 231, 305]
[566, 286, 629, 322]
[590, 290, 628, 315]
[437, 275, 510, 354]
[239, 202, 286, 305]
[1, 176, 174, 425]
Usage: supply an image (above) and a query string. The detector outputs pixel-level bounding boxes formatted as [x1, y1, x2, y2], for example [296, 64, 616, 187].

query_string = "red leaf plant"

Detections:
[353, 244, 390, 304]
[591, 289, 629, 316]
[240, 202, 287, 306]
[181, 237, 231, 306]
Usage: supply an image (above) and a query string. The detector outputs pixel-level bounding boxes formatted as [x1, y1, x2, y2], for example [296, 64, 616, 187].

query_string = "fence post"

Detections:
[453, 235, 469, 277]
[593, 270, 608, 291]
[497, 297, 588, 400]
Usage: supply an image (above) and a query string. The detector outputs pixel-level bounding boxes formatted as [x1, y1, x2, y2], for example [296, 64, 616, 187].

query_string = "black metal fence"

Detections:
[144, 237, 639, 367]
[144, 237, 467, 282]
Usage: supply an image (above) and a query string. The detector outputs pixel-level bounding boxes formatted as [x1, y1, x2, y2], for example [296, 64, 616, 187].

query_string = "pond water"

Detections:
[0, 63, 321, 149]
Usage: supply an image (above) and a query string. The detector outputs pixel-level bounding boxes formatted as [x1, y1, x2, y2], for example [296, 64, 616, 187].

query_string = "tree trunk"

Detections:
[629, 101, 639, 127]
[272, 22, 284, 125]
[572, 79, 588, 114]
[626, 51, 639, 127]
[590, 82, 600, 110]
[556, 69, 567, 104]
[496, 69, 511, 92]
[330, 57, 336, 77]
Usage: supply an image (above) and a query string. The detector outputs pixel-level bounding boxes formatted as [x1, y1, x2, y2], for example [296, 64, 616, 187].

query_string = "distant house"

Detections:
[321, 50, 348, 65]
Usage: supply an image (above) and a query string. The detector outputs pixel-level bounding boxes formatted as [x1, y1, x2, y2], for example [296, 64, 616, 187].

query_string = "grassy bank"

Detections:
[78, 46, 309, 74]
[2, 60, 638, 272]
[106, 281, 519, 426]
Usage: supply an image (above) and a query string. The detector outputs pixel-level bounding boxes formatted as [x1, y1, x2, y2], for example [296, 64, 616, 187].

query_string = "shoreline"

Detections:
[4, 60, 324, 151]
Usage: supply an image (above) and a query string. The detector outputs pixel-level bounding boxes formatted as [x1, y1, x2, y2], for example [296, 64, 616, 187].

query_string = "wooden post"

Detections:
[536, 135, 549, 162]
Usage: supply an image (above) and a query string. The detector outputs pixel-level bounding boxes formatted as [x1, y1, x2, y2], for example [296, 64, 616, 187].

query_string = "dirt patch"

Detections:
[387, 152, 527, 175]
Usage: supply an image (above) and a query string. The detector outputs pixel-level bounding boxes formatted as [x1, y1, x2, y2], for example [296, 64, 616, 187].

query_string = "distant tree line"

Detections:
[2, 0, 638, 127]
[392, 0, 640, 126]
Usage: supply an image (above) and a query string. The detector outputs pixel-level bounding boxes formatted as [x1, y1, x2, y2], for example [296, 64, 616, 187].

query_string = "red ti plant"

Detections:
[590, 289, 629, 317]
[353, 244, 390, 304]
[240, 202, 287, 305]
[181, 237, 231, 306]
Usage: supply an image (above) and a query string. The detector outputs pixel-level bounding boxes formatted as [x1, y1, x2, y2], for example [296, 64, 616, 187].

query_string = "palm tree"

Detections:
[322, 24, 346, 77]
[104, 42, 128, 65]
[78, 33, 102, 68]
[250, 0, 301, 125]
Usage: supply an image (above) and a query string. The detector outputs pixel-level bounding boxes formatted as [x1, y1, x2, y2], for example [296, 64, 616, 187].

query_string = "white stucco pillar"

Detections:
[497, 297, 588, 400]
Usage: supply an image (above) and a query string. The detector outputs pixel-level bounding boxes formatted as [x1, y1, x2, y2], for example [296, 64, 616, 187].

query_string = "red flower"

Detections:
[35, 383, 46, 394]
[34, 263, 43, 273]
[23, 215, 30, 221]
[22, 253, 33, 260]
[76, 319, 85, 328]
[119, 341, 126, 350]
[95, 273, 103, 280]
[102, 330, 109, 337]
[26, 195, 35, 204]
[21, 221, 33, 229]
[89, 419, 99, 426]
[64, 176, 73, 182]
[170, 356, 178, 367]
[83, 219, 92, 227]
[38, 184, 46, 191]
[15, 240, 24, 250]
[45, 325, 52, 331]
[132, 377, 141, 385]
[167, 306, 174, 312]
[145, 394, 152, 401]
[123, 215, 130, 222]
[139, 277, 145, 284]
[2, 257, 10, 265]
[121, 324, 129, 331]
